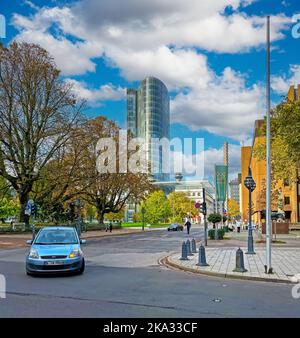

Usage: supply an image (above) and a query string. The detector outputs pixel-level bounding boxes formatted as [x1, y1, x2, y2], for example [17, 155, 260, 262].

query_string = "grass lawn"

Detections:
[121, 222, 170, 228]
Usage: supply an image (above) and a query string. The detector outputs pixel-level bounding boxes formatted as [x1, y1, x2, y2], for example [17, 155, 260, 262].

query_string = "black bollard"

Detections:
[191, 238, 197, 253]
[186, 239, 193, 256]
[233, 248, 248, 273]
[196, 244, 209, 266]
[180, 241, 189, 260]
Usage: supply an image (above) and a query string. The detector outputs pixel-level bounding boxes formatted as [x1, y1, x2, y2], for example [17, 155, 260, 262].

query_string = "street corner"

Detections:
[164, 245, 300, 284]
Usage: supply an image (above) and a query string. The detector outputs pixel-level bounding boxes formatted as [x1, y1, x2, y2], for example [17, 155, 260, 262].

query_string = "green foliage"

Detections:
[0, 198, 20, 221]
[168, 191, 196, 223]
[207, 213, 222, 225]
[105, 209, 124, 221]
[139, 190, 171, 224]
[253, 100, 300, 182]
[208, 228, 226, 240]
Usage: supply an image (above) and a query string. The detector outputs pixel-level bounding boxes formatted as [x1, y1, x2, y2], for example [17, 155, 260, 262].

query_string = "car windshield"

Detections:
[35, 229, 78, 245]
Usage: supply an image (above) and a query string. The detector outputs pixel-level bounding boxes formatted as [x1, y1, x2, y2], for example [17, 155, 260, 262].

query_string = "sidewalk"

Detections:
[0, 228, 150, 250]
[165, 230, 300, 284]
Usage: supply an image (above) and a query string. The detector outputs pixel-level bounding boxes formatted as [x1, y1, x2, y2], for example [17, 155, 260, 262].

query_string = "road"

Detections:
[0, 227, 299, 317]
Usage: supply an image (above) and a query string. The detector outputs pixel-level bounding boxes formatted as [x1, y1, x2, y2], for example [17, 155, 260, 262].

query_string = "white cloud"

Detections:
[107, 46, 212, 90]
[271, 65, 300, 94]
[12, 1, 290, 77]
[170, 143, 241, 179]
[65, 79, 126, 104]
[11, 0, 290, 140]
[171, 67, 264, 141]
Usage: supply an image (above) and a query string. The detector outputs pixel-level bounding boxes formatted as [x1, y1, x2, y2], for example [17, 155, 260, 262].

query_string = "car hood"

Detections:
[31, 244, 80, 256]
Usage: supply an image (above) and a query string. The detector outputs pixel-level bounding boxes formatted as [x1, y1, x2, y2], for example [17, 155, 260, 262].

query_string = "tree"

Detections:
[139, 190, 171, 224]
[30, 127, 90, 221]
[0, 197, 20, 222]
[81, 117, 153, 225]
[228, 199, 240, 220]
[168, 191, 196, 223]
[253, 100, 300, 182]
[0, 42, 84, 225]
[207, 213, 222, 228]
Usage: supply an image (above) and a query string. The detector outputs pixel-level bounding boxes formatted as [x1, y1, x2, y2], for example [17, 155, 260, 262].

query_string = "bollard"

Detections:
[180, 241, 189, 260]
[186, 239, 194, 256]
[191, 238, 197, 253]
[233, 248, 248, 273]
[196, 244, 209, 266]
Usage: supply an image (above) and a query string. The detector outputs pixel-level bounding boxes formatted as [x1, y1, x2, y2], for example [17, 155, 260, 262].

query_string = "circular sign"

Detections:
[195, 202, 201, 209]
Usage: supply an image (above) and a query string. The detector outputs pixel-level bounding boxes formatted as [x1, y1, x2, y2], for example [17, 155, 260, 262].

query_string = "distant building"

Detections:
[229, 177, 240, 205]
[127, 76, 170, 181]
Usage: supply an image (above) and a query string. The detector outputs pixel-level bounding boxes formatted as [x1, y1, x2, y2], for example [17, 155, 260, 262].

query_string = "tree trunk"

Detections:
[97, 212, 105, 226]
[19, 193, 30, 228]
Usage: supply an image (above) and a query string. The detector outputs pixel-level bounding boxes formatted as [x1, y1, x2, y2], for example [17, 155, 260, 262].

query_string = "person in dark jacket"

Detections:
[185, 219, 192, 235]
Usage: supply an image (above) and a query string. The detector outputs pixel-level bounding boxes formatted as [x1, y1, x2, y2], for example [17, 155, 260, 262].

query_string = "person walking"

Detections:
[185, 219, 192, 235]
[236, 220, 241, 233]
[109, 221, 113, 233]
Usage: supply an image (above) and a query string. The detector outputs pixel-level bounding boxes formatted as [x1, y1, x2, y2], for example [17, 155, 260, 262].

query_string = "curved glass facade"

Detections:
[127, 77, 170, 181]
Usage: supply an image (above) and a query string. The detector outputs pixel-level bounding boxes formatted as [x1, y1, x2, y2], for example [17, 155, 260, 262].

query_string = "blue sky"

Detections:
[1, 0, 300, 179]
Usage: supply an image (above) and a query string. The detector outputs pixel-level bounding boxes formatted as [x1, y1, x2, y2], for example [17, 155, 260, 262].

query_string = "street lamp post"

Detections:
[244, 167, 256, 254]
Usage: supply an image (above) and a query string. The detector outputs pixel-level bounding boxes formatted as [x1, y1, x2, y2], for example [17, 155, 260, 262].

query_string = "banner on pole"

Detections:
[215, 165, 228, 202]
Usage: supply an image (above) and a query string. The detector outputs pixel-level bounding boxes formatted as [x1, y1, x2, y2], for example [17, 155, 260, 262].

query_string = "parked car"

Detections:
[26, 226, 86, 276]
[167, 223, 184, 231]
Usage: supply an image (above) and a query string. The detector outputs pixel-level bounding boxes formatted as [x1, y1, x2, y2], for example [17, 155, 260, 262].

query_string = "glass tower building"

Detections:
[127, 77, 170, 181]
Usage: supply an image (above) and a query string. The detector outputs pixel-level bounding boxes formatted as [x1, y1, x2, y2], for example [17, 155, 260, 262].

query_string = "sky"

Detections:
[0, 0, 300, 181]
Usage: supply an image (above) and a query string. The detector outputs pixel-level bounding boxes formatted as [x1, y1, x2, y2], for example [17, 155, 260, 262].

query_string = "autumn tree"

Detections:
[253, 100, 300, 182]
[227, 198, 240, 220]
[81, 117, 153, 225]
[0, 42, 84, 225]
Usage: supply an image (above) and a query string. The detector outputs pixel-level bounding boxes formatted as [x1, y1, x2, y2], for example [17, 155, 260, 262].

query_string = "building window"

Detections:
[284, 178, 289, 186]
[284, 196, 290, 205]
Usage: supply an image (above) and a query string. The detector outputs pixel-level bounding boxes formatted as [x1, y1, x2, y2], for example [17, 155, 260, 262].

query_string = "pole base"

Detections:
[233, 268, 248, 273]
[264, 265, 273, 274]
[245, 251, 256, 255]
[196, 263, 209, 267]
[180, 257, 189, 261]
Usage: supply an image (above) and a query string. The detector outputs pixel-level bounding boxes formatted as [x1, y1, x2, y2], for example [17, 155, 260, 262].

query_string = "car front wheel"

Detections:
[77, 259, 85, 275]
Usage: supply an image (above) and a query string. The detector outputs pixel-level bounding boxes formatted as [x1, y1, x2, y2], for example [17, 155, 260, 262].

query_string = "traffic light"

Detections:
[200, 202, 207, 215]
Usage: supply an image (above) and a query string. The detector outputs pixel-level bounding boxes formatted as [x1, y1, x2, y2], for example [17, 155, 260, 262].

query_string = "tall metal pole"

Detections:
[265, 16, 272, 274]
[203, 188, 208, 246]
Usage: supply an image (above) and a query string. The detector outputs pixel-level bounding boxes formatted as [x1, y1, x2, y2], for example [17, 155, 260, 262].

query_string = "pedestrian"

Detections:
[236, 220, 241, 233]
[185, 219, 191, 235]
[109, 222, 113, 233]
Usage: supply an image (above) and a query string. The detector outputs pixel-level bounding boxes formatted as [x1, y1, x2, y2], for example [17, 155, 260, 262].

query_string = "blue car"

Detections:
[26, 227, 86, 276]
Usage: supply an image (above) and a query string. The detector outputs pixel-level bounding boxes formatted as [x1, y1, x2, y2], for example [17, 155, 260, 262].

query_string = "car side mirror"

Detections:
[26, 240, 33, 245]
[80, 239, 86, 245]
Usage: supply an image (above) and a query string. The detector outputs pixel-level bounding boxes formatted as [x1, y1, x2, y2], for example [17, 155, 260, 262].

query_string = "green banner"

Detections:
[215, 165, 228, 202]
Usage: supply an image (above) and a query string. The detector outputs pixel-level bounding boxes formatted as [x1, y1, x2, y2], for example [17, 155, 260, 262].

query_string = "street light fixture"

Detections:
[244, 167, 256, 254]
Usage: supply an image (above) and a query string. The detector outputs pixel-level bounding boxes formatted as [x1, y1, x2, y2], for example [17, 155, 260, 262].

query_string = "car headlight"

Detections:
[29, 248, 39, 259]
[69, 249, 82, 258]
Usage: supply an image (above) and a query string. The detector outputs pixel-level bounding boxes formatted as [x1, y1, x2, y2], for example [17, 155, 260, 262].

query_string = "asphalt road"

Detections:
[0, 227, 299, 318]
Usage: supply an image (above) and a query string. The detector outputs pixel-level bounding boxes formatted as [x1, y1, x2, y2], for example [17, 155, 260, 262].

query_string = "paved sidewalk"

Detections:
[167, 246, 300, 284]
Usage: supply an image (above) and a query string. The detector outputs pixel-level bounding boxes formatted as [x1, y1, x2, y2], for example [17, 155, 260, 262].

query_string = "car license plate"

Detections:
[45, 261, 64, 266]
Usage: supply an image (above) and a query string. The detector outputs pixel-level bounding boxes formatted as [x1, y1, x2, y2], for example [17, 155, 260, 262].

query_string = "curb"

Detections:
[163, 255, 294, 284]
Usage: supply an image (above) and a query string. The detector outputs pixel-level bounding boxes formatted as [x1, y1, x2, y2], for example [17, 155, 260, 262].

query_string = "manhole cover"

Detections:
[213, 298, 222, 303]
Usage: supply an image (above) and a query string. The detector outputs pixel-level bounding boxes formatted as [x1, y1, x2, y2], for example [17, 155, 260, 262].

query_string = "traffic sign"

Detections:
[195, 202, 201, 209]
